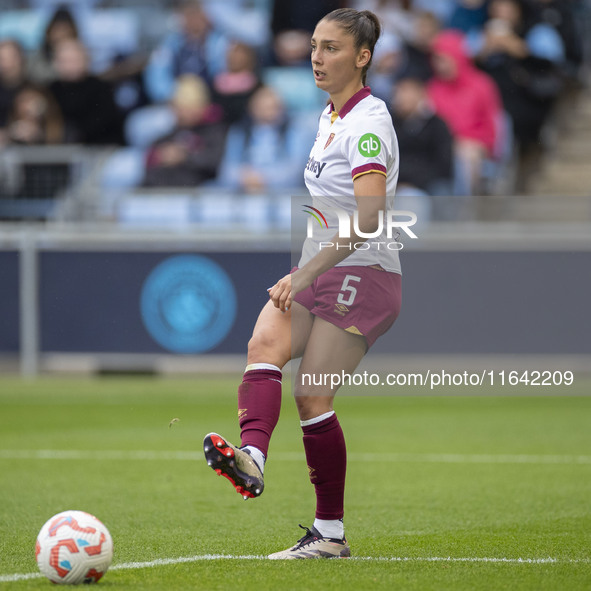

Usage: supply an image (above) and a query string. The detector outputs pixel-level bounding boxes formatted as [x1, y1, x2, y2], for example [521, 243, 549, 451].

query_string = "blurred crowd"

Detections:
[0, 0, 588, 206]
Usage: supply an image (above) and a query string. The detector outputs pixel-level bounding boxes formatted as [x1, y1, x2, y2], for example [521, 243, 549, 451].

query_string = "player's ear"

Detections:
[356, 47, 371, 70]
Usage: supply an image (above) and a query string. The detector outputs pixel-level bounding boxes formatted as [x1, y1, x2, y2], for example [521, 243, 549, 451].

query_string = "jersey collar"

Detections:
[329, 86, 371, 120]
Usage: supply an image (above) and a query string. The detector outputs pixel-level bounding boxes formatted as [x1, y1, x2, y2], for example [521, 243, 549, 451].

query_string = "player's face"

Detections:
[310, 20, 368, 97]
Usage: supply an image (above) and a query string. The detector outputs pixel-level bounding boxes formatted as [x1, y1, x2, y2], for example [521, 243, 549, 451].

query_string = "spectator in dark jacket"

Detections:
[473, 0, 565, 151]
[397, 10, 442, 82]
[524, 0, 583, 76]
[390, 77, 453, 195]
[271, 0, 343, 66]
[143, 74, 227, 187]
[49, 39, 123, 144]
[28, 6, 79, 86]
[212, 42, 262, 125]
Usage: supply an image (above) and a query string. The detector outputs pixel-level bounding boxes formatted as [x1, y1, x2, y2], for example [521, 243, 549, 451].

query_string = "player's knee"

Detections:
[247, 329, 288, 365]
[293, 381, 316, 398]
[294, 394, 332, 421]
[293, 375, 336, 398]
[247, 331, 272, 359]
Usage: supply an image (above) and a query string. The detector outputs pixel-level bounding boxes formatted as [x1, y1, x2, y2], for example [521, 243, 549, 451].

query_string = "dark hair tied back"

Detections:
[322, 8, 381, 85]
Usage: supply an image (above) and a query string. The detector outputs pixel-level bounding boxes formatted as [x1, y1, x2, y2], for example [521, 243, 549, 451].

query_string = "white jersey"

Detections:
[299, 87, 401, 274]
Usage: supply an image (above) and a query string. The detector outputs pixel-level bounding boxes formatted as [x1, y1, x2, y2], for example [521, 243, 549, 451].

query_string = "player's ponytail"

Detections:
[322, 8, 382, 86]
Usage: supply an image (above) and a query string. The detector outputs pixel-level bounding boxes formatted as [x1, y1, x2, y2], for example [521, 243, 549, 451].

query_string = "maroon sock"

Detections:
[237, 367, 282, 458]
[302, 413, 346, 521]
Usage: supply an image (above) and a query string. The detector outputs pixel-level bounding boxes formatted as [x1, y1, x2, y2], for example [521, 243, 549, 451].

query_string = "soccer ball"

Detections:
[35, 510, 113, 585]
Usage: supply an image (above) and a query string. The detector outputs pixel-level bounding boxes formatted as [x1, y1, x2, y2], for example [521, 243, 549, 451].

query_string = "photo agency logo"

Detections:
[302, 205, 329, 229]
[303, 205, 418, 251]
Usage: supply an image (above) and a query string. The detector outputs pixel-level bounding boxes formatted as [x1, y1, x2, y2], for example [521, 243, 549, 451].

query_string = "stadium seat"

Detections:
[412, 0, 456, 24]
[124, 104, 176, 148]
[101, 147, 146, 190]
[78, 9, 140, 73]
[395, 187, 433, 226]
[481, 110, 516, 196]
[117, 193, 193, 226]
[0, 10, 45, 50]
[262, 67, 326, 113]
[0, 7, 140, 74]
[28, 0, 101, 8]
[196, 192, 236, 226]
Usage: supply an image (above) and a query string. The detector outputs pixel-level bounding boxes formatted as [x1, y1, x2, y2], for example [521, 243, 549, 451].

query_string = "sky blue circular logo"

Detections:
[140, 255, 237, 353]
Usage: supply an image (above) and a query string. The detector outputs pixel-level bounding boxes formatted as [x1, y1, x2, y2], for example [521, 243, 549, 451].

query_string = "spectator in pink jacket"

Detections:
[427, 30, 503, 195]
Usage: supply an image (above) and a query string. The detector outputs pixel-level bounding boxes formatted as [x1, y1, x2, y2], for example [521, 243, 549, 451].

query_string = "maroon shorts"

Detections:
[293, 266, 401, 349]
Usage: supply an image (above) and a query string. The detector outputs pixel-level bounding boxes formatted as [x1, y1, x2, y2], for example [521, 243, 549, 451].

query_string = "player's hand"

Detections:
[268, 269, 313, 313]
[268, 274, 291, 312]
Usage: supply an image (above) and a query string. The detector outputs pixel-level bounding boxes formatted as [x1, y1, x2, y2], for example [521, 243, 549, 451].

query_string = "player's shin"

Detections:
[238, 363, 282, 467]
[301, 411, 347, 539]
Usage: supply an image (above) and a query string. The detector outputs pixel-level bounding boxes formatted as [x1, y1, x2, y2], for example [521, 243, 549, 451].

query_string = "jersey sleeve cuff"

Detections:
[351, 163, 387, 180]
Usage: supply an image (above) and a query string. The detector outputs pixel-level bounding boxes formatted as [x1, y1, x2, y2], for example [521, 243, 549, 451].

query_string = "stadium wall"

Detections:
[0, 223, 590, 375]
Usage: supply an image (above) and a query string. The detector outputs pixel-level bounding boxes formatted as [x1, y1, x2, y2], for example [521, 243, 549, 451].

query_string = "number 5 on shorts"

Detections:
[337, 275, 361, 306]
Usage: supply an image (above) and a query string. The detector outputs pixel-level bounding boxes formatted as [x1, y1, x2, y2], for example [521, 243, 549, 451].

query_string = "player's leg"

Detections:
[269, 317, 366, 558]
[204, 300, 314, 498]
[237, 299, 312, 465]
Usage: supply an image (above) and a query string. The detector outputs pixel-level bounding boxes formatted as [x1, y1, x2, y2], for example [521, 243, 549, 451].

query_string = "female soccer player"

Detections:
[204, 8, 401, 559]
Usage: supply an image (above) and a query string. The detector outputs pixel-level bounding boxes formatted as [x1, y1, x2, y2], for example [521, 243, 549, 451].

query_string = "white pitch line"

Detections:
[1, 449, 591, 465]
[0, 449, 200, 461]
[1, 554, 589, 582]
[0, 573, 42, 583]
[348, 452, 591, 465]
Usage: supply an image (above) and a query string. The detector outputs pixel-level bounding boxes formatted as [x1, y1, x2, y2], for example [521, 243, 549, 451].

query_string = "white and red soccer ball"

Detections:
[35, 510, 113, 585]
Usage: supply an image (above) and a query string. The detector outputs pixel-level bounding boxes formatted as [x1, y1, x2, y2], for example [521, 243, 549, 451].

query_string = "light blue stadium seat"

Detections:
[481, 110, 515, 195]
[395, 187, 433, 226]
[263, 67, 326, 113]
[101, 147, 146, 190]
[413, 0, 456, 24]
[103, 104, 178, 191]
[0, 7, 140, 74]
[78, 9, 140, 73]
[124, 104, 176, 148]
[452, 110, 515, 197]
[29, 0, 101, 8]
[0, 10, 45, 50]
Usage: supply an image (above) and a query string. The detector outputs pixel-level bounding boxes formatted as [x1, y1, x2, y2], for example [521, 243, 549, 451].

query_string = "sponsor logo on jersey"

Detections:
[358, 133, 381, 157]
[324, 133, 335, 150]
[306, 156, 327, 178]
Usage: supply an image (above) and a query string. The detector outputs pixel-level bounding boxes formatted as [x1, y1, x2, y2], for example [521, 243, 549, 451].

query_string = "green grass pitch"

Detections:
[0, 376, 590, 590]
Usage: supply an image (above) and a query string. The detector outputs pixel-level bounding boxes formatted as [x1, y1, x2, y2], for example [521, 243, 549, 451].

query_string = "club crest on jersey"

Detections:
[324, 133, 335, 150]
[306, 156, 327, 179]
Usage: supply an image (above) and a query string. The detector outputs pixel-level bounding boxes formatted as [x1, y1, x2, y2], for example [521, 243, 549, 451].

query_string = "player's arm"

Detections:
[352, 172, 387, 233]
[268, 172, 386, 312]
[297, 172, 386, 278]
